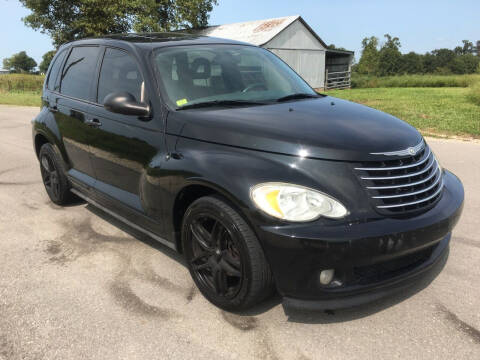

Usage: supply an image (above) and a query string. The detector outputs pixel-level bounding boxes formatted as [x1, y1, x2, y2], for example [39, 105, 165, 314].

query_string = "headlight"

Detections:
[250, 182, 348, 222]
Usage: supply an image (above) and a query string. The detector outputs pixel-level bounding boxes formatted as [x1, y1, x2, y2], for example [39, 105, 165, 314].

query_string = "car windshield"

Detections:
[153, 44, 319, 109]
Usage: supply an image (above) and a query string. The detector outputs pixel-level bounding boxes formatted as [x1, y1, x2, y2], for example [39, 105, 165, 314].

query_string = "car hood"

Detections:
[166, 96, 423, 161]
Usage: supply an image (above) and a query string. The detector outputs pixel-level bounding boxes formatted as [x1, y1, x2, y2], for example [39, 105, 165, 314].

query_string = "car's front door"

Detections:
[88, 47, 166, 234]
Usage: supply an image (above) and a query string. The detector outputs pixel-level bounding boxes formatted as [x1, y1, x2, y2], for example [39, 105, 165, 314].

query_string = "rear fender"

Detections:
[32, 107, 71, 169]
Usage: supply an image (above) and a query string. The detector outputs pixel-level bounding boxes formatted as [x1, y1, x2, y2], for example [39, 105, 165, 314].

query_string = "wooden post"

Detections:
[325, 68, 329, 90]
[348, 63, 352, 89]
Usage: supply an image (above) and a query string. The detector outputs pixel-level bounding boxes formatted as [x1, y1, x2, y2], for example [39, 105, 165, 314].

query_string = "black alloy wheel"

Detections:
[183, 196, 274, 310]
[40, 153, 61, 200]
[189, 213, 243, 299]
[39, 143, 75, 205]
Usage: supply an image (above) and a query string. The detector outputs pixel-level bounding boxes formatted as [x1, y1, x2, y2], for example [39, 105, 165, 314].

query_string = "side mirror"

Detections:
[103, 92, 150, 117]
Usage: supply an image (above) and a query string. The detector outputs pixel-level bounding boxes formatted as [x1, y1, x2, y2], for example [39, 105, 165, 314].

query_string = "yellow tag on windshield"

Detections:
[176, 98, 188, 106]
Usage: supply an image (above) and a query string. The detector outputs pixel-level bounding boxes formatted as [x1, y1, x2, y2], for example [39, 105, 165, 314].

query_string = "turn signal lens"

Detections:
[250, 182, 348, 222]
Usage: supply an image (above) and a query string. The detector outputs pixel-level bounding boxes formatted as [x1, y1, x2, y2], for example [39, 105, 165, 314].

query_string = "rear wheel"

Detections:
[39, 143, 75, 205]
[182, 196, 274, 311]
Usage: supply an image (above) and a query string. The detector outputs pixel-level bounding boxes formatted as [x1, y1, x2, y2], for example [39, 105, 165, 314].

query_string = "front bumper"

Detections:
[257, 170, 464, 309]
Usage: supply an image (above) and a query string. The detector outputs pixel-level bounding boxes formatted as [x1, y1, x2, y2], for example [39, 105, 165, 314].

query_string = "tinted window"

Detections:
[46, 50, 66, 91]
[60, 46, 100, 100]
[97, 48, 143, 104]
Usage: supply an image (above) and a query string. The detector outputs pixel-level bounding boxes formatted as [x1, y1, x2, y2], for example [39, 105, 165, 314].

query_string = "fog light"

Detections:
[319, 269, 335, 285]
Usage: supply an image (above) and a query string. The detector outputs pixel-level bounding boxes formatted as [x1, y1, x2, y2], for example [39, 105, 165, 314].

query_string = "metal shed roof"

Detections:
[193, 15, 328, 48]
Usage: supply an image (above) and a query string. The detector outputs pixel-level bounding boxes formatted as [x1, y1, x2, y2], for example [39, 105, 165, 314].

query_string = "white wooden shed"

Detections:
[191, 15, 353, 89]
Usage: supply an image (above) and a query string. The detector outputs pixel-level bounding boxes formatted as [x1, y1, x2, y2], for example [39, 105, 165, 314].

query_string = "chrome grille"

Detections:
[354, 143, 443, 215]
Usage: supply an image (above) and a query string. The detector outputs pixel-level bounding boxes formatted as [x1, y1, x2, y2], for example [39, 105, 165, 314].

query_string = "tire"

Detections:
[39, 143, 75, 205]
[182, 196, 274, 311]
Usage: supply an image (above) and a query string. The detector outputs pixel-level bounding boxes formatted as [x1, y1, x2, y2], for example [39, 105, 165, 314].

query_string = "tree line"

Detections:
[355, 35, 480, 76]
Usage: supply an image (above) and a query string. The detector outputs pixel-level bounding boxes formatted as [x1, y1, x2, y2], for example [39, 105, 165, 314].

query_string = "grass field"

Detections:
[0, 74, 43, 107]
[351, 74, 480, 89]
[0, 91, 41, 107]
[0, 74, 44, 92]
[328, 87, 480, 137]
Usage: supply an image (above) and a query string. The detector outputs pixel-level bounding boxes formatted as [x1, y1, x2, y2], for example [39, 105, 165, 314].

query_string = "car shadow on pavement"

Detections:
[84, 203, 449, 323]
[63, 196, 87, 207]
[85, 204, 187, 266]
[283, 248, 449, 324]
[85, 203, 283, 313]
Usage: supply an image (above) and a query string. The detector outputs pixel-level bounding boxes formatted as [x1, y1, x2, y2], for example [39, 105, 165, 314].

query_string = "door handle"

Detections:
[85, 118, 102, 128]
[48, 105, 58, 113]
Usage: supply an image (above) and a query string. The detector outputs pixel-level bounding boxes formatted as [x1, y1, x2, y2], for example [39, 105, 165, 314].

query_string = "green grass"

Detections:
[0, 91, 41, 107]
[352, 74, 480, 88]
[327, 87, 480, 137]
[468, 82, 480, 106]
[0, 74, 45, 92]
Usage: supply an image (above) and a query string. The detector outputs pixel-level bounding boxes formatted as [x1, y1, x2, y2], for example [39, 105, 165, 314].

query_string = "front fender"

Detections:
[148, 136, 370, 245]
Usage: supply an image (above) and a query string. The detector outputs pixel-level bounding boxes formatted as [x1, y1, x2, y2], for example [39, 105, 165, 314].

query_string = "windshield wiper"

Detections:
[275, 93, 322, 102]
[176, 100, 267, 110]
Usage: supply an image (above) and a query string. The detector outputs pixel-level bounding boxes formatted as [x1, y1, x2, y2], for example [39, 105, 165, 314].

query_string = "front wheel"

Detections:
[182, 196, 274, 311]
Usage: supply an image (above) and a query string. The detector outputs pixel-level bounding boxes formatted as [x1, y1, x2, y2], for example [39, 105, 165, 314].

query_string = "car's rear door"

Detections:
[42, 48, 67, 118]
[55, 45, 102, 188]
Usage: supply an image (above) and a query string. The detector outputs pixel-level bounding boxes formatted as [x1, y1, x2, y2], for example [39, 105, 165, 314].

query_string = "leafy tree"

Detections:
[3, 51, 37, 73]
[327, 44, 347, 51]
[462, 40, 474, 55]
[400, 52, 424, 74]
[450, 54, 480, 74]
[356, 36, 379, 75]
[19, 0, 218, 47]
[422, 52, 436, 73]
[454, 40, 474, 55]
[377, 34, 402, 76]
[39, 50, 56, 73]
[133, 0, 218, 32]
[431, 48, 456, 69]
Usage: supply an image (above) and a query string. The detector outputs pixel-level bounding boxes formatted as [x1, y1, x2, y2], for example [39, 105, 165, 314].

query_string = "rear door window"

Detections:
[46, 50, 67, 91]
[60, 46, 100, 101]
[97, 48, 144, 104]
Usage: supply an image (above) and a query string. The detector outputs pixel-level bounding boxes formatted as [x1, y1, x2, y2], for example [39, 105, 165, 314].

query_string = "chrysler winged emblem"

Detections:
[370, 141, 424, 156]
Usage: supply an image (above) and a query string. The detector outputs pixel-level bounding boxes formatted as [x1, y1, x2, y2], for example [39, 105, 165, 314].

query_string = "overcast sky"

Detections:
[1, 0, 478, 67]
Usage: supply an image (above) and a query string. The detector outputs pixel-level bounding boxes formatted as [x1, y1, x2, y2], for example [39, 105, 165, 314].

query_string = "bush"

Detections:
[351, 73, 479, 88]
[0, 73, 44, 92]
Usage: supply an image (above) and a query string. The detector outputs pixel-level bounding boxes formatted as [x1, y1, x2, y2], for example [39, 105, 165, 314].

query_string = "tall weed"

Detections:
[0, 74, 44, 92]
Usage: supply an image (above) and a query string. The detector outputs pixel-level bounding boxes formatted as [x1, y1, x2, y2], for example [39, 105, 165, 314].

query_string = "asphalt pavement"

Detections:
[0, 104, 479, 359]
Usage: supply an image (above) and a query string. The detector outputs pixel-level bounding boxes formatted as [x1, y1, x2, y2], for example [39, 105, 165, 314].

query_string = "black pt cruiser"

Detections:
[32, 33, 464, 311]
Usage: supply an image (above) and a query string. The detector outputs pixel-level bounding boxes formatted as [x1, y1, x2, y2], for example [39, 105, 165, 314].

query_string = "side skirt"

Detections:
[70, 188, 176, 251]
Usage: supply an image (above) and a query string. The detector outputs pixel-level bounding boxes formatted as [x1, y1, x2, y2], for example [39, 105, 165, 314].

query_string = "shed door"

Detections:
[269, 49, 325, 89]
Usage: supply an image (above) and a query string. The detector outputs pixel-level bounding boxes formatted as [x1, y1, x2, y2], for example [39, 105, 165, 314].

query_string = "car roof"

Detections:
[60, 32, 252, 51]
